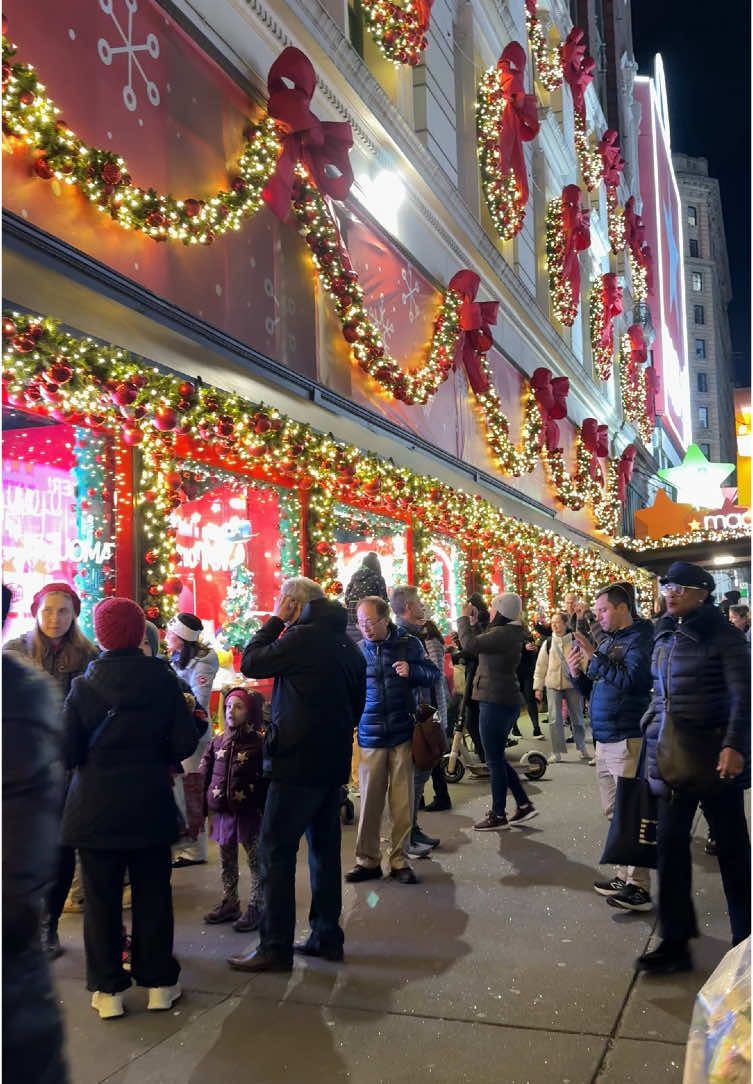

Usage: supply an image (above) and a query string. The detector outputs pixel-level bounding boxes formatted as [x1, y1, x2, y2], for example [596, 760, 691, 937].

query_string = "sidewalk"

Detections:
[54, 752, 739, 1083]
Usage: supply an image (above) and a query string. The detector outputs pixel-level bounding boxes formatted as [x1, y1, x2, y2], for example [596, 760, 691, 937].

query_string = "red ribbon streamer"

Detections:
[598, 129, 625, 188]
[262, 47, 354, 222]
[496, 42, 540, 209]
[561, 28, 595, 116]
[581, 417, 609, 483]
[626, 324, 647, 374]
[448, 270, 499, 396]
[600, 273, 623, 349]
[644, 366, 659, 424]
[531, 367, 569, 451]
[617, 444, 637, 503]
[562, 185, 591, 305]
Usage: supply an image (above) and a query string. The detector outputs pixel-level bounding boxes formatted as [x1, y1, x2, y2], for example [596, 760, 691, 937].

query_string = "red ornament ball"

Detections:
[148, 585, 161, 596]
[122, 424, 143, 446]
[101, 161, 123, 185]
[154, 407, 178, 431]
[184, 198, 202, 218]
[144, 550, 157, 565]
[50, 360, 73, 384]
[342, 323, 360, 344]
[145, 606, 160, 620]
[2, 317, 16, 338]
[163, 577, 183, 596]
[419, 580, 432, 593]
[178, 381, 195, 399]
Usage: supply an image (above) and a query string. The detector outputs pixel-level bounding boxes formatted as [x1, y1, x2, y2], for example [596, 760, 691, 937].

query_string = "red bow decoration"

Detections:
[644, 365, 659, 423]
[581, 417, 609, 483]
[617, 444, 637, 503]
[448, 270, 499, 396]
[531, 367, 569, 451]
[496, 42, 540, 209]
[626, 324, 647, 374]
[600, 273, 623, 349]
[262, 47, 354, 222]
[562, 184, 591, 304]
[623, 196, 646, 262]
[598, 129, 625, 188]
[561, 28, 595, 116]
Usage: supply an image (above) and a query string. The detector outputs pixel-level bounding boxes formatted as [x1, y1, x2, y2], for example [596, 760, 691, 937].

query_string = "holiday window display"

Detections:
[332, 504, 409, 596]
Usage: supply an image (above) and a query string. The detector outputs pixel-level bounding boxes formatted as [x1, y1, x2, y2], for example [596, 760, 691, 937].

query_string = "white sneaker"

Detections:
[588, 757, 596, 766]
[91, 991, 124, 1019]
[547, 753, 562, 763]
[147, 983, 182, 1011]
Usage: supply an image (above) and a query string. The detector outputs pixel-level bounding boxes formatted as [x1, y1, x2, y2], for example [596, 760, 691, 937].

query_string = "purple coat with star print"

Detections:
[199, 726, 268, 845]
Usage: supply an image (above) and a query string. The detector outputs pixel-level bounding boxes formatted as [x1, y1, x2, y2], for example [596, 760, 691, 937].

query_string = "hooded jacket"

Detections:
[240, 597, 366, 785]
[570, 618, 654, 743]
[456, 613, 525, 706]
[358, 624, 441, 749]
[642, 606, 750, 797]
[200, 726, 267, 817]
[533, 631, 582, 691]
[60, 650, 198, 849]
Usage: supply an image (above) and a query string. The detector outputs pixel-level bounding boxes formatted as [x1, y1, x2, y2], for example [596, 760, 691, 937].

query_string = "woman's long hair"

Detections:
[30, 618, 92, 668]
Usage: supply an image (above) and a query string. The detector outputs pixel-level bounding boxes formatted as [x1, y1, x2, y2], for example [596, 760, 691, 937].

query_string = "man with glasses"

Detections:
[638, 562, 750, 974]
[567, 581, 655, 911]
[345, 597, 440, 886]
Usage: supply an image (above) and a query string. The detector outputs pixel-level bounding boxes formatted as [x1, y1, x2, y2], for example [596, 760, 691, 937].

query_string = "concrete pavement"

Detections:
[53, 743, 739, 1083]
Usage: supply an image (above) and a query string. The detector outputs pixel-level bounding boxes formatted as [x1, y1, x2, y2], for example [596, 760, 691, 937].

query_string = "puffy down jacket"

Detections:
[357, 625, 440, 749]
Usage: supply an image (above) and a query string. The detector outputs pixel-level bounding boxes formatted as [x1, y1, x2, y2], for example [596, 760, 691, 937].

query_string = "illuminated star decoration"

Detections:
[663, 192, 680, 321]
[658, 444, 735, 510]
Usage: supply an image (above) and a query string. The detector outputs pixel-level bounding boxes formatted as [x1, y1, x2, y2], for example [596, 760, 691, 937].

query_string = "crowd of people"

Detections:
[2, 555, 750, 1080]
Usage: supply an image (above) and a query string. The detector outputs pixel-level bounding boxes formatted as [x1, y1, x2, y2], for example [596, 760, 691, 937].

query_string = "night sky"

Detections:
[631, 0, 750, 386]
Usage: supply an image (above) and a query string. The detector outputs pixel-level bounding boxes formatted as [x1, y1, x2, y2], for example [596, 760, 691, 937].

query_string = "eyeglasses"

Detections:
[659, 583, 702, 596]
[357, 615, 387, 629]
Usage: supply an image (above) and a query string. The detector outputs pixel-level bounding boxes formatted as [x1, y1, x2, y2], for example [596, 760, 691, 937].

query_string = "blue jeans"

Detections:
[546, 687, 586, 755]
[479, 702, 529, 816]
[258, 781, 343, 963]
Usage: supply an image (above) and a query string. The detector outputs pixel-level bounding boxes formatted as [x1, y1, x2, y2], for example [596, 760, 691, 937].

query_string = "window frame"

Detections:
[689, 238, 699, 258]
[695, 338, 706, 360]
[697, 372, 708, 393]
[687, 205, 697, 227]
[698, 406, 709, 429]
[691, 271, 703, 292]
[694, 304, 705, 325]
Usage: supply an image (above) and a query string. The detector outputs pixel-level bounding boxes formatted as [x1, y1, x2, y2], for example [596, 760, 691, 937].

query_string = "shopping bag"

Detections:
[600, 741, 658, 869]
[412, 703, 446, 772]
[683, 937, 750, 1084]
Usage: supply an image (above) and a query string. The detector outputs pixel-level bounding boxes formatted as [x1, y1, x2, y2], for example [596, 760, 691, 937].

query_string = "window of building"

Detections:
[692, 272, 703, 292]
[689, 238, 699, 258]
[697, 372, 708, 393]
[699, 443, 711, 458]
[694, 304, 705, 325]
[698, 406, 709, 429]
[695, 338, 706, 359]
[687, 205, 697, 227]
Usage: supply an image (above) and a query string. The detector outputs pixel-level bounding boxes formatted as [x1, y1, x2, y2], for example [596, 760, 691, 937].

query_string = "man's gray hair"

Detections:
[280, 576, 325, 605]
[389, 584, 419, 616]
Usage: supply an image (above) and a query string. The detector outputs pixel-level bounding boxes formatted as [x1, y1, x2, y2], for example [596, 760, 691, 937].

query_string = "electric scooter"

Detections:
[443, 713, 547, 783]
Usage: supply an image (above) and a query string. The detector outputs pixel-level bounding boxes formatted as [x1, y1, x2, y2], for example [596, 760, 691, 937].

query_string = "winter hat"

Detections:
[225, 687, 264, 724]
[362, 551, 381, 572]
[166, 613, 203, 643]
[94, 597, 146, 651]
[659, 562, 715, 595]
[144, 620, 160, 657]
[31, 581, 81, 618]
[491, 593, 522, 621]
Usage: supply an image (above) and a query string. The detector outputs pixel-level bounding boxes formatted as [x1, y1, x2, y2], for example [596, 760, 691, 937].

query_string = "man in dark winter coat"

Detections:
[345, 596, 439, 886]
[231, 577, 366, 971]
[567, 582, 654, 912]
[639, 562, 750, 974]
[2, 585, 69, 1083]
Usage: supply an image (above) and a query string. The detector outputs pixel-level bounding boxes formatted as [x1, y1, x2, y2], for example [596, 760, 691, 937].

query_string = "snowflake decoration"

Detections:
[366, 293, 395, 348]
[97, 0, 160, 113]
[400, 266, 421, 323]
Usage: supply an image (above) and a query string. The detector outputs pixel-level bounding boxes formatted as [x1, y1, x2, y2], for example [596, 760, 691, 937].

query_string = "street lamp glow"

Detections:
[355, 169, 405, 233]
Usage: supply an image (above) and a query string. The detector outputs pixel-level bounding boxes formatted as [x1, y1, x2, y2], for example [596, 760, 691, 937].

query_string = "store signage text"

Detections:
[703, 509, 752, 530]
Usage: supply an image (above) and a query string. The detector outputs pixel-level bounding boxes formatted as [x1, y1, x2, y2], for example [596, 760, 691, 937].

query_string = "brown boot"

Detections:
[204, 898, 241, 924]
[233, 904, 262, 932]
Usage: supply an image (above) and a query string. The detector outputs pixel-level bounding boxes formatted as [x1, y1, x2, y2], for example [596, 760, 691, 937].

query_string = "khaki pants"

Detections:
[596, 738, 650, 892]
[355, 741, 414, 871]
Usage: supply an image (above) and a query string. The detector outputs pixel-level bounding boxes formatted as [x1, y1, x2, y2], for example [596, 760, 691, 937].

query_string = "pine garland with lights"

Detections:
[589, 278, 617, 382]
[476, 64, 528, 241]
[546, 197, 578, 326]
[361, 0, 430, 67]
[619, 333, 653, 445]
[573, 109, 603, 192]
[606, 186, 624, 254]
[524, 4, 563, 92]
[628, 252, 648, 303]
[613, 525, 751, 552]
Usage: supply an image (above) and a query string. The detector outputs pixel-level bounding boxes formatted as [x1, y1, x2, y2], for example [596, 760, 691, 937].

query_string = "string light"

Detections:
[619, 333, 653, 445]
[476, 63, 528, 241]
[361, 1, 430, 66]
[524, 4, 563, 92]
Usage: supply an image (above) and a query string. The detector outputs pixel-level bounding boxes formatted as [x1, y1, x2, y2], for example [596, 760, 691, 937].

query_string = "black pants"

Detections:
[657, 787, 751, 947]
[465, 699, 485, 762]
[47, 846, 76, 936]
[430, 761, 450, 802]
[3, 946, 68, 1083]
[258, 781, 343, 963]
[79, 846, 179, 993]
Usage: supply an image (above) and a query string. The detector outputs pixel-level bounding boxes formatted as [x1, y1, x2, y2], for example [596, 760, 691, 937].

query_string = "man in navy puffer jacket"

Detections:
[567, 582, 654, 912]
[345, 596, 439, 886]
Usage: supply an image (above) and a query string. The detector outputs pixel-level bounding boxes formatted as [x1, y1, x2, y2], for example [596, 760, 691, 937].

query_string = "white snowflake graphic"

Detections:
[97, 0, 160, 113]
[366, 293, 395, 347]
[400, 266, 421, 324]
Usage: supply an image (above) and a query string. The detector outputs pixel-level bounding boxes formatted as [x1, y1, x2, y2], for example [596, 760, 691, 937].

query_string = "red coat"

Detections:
[199, 726, 267, 816]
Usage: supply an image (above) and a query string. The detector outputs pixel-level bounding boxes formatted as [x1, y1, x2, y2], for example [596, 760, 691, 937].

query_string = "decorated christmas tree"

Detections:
[221, 563, 260, 649]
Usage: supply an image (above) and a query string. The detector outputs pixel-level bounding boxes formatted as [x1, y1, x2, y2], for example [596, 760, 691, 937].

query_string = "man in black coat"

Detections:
[639, 562, 750, 974]
[230, 577, 366, 972]
[2, 584, 69, 1082]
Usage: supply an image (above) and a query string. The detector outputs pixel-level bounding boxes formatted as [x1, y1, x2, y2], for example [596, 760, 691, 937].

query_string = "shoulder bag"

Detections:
[396, 638, 445, 772]
[600, 738, 658, 869]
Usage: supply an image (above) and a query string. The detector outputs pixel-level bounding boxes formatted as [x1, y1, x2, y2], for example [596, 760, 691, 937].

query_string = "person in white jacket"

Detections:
[533, 612, 588, 763]
[166, 613, 219, 867]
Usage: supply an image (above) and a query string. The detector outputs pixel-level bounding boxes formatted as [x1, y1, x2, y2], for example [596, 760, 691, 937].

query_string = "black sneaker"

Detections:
[508, 802, 538, 825]
[424, 797, 452, 812]
[636, 941, 692, 974]
[593, 877, 627, 897]
[344, 865, 382, 883]
[412, 827, 439, 848]
[474, 811, 509, 831]
[606, 886, 653, 912]
[389, 867, 419, 884]
[294, 940, 344, 962]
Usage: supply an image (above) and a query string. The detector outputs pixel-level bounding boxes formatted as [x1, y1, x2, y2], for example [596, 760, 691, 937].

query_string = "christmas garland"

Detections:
[606, 186, 624, 254]
[628, 253, 648, 303]
[613, 526, 751, 552]
[619, 332, 653, 445]
[524, 2, 563, 92]
[573, 109, 603, 191]
[361, 0, 432, 67]
[589, 273, 622, 382]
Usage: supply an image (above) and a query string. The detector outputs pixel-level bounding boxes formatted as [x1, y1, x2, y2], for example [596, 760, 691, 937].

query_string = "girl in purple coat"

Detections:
[200, 688, 267, 932]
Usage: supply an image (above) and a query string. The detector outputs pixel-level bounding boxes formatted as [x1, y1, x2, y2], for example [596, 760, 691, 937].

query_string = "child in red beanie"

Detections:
[199, 688, 267, 932]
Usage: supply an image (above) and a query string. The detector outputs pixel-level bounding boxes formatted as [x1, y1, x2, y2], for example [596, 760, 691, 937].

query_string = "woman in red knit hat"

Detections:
[60, 597, 198, 1020]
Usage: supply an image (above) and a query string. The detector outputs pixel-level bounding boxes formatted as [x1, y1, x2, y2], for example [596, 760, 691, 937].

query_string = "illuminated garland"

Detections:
[524, 3, 563, 92]
[573, 109, 603, 192]
[613, 526, 751, 552]
[361, 0, 431, 66]
[476, 61, 528, 242]
[606, 187, 624, 254]
[545, 197, 578, 326]
[619, 333, 653, 445]
[589, 276, 620, 382]
[628, 252, 648, 303]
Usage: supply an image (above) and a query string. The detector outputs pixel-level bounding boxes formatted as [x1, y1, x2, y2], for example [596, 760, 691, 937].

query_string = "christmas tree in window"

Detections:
[220, 518, 260, 648]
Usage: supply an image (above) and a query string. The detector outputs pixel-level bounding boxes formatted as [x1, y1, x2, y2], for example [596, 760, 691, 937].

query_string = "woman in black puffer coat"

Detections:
[61, 599, 197, 1019]
[639, 562, 750, 975]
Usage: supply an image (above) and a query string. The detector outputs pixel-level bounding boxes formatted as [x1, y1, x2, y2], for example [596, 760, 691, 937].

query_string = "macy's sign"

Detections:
[703, 509, 752, 530]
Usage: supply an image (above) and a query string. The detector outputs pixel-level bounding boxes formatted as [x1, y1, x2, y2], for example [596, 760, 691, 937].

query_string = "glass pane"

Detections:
[333, 505, 409, 594]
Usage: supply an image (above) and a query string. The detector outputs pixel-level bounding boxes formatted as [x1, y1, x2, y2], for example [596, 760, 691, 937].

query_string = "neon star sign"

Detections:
[658, 444, 735, 510]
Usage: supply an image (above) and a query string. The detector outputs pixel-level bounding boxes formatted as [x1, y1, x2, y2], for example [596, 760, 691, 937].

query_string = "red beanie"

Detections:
[31, 582, 81, 618]
[225, 687, 264, 724]
[94, 597, 146, 651]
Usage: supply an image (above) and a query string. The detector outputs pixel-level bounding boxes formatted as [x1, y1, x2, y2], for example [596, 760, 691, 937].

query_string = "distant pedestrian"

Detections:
[344, 552, 389, 642]
[728, 604, 750, 642]
[201, 688, 267, 933]
[533, 613, 588, 763]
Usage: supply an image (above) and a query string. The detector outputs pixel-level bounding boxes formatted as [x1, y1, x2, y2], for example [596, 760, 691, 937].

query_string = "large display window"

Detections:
[2, 407, 120, 639]
[426, 535, 468, 632]
[332, 503, 409, 593]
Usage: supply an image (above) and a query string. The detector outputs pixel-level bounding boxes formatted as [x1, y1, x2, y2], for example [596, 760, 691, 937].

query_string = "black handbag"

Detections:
[600, 740, 658, 870]
[655, 651, 726, 798]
